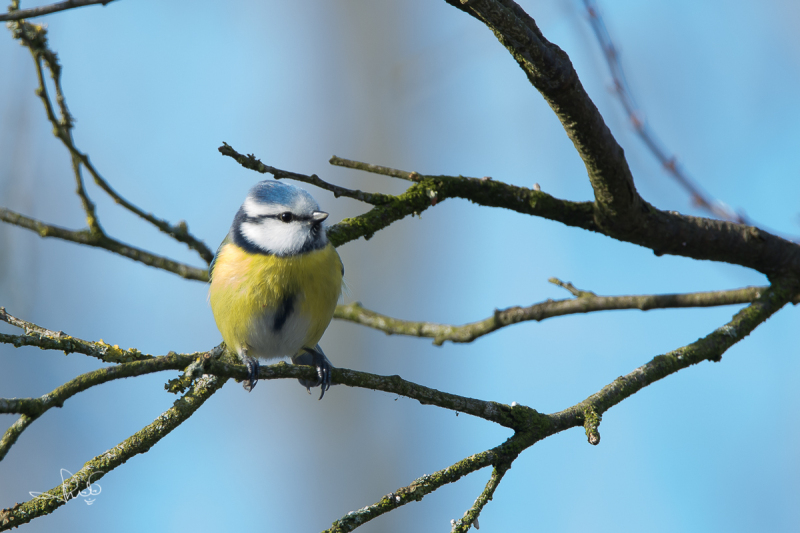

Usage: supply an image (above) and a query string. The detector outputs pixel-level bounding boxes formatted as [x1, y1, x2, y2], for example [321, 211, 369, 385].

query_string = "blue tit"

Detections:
[209, 180, 343, 399]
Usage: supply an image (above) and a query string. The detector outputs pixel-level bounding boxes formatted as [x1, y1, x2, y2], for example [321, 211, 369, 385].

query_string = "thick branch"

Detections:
[454, 0, 638, 224]
[580, 0, 747, 225]
[440, 0, 800, 276]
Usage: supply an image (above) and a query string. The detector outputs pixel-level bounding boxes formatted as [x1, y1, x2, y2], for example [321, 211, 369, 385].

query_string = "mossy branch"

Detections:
[324, 277, 795, 531]
[324, 435, 518, 533]
[0, 353, 200, 460]
[0, 374, 226, 530]
[220, 144, 597, 248]
[0, 274, 792, 528]
[548, 276, 798, 442]
[334, 284, 780, 345]
[451, 463, 509, 533]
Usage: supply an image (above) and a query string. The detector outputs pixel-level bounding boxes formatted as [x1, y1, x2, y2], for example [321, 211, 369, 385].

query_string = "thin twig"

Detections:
[580, 0, 744, 224]
[0, 208, 209, 281]
[0, 374, 227, 530]
[0, 0, 116, 22]
[329, 156, 421, 182]
[548, 276, 797, 442]
[451, 464, 509, 533]
[324, 435, 521, 533]
[334, 285, 777, 345]
[219, 143, 394, 205]
[9, 18, 214, 264]
[0, 353, 200, 460]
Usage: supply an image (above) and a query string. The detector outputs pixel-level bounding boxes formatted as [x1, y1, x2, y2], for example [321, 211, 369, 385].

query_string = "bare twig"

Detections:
[0, 0, 116, 22]
[329, 156, 421, 182]
[580, 0, 745, 224]
[334, 285, 777, 345]
[0, 208, 209, 281]
[219, 143, 394, 205]
[8, 17, 214, 265]
[548, 277, 596, 297]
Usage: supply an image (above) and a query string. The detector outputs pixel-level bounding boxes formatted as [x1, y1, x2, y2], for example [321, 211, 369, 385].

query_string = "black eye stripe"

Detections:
[248, 213, 313, 223]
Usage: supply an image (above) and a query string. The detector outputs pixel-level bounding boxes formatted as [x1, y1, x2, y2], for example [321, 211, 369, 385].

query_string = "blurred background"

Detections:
[1, 0, 799, 531]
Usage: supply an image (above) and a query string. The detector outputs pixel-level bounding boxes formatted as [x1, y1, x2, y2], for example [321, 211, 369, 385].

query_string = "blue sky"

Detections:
[1, 1, 799, 531]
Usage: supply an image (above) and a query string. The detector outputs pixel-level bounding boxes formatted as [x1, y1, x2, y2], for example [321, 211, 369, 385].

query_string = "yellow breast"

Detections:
[208, 242, 343, 358]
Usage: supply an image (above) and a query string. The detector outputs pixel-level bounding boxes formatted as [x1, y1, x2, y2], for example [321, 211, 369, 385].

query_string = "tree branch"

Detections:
[0, 0, 116, 22]
[580, 0, 746, 225]
[1, 273, 792, 529]
[334, 284, 780, 345]
[456, 0, 639, 223]
[0, 208, 209, 282]
[329, 156, 420, 182]
[548, 276, 798, 442]
[451, 463, 509, 533]
[7, 17, 214, 265]
[324, 278, 794, 531]
[324, 433, 522, 533]
[220, 145, 598, 247]
[0, 373, 226, 530]
[0, 309, 521, 428]
[440, 0, 800, 276]
[219, 143, 394, 205]
[0, 353, 200, 460]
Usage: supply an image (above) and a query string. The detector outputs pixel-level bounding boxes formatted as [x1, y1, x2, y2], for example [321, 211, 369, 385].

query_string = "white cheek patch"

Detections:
[241, 218, 306, 256]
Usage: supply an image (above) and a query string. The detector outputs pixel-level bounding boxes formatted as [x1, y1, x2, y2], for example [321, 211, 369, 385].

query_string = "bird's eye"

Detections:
[279, 212, 293, 223]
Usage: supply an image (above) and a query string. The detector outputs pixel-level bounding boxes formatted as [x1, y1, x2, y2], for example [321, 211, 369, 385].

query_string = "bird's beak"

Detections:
[312, 211, 329, 222]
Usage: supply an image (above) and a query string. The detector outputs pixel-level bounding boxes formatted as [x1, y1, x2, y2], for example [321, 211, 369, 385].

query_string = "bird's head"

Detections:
[231, 180, 329, 256]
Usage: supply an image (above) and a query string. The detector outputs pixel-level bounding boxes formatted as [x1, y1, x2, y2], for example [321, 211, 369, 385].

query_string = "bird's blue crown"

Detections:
[248, 181, 319, 211]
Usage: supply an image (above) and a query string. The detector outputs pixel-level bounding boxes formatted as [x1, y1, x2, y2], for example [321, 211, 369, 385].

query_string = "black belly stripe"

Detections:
[272, 294, 295, 331]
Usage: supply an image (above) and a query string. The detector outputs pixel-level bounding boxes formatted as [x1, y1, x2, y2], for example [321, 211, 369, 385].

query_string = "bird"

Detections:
[208, 180, 343, 399]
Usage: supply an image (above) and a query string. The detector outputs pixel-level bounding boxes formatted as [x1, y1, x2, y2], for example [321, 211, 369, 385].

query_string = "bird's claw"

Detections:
[242, 357, 259, 392]
[291, 345, 333, 400]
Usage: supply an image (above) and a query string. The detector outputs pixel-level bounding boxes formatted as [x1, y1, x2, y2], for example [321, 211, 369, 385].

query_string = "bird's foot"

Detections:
[242, 356, 259, 392]
[291, 345, 333, 400]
